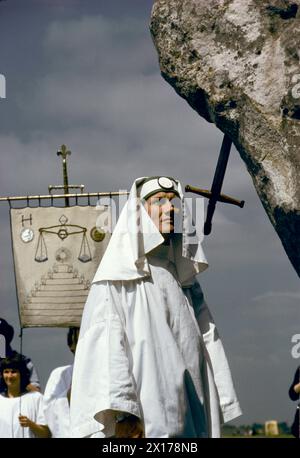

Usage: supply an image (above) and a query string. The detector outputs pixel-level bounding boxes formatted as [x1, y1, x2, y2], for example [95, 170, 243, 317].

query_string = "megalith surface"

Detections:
[151, 0, 300, 276]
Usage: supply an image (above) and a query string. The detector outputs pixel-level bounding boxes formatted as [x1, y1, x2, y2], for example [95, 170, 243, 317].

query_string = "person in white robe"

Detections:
[43, 327, 79, 438]
[70, 176, 242, 438]
[0, 318, 40, 393]
[0, 355, 50, 438]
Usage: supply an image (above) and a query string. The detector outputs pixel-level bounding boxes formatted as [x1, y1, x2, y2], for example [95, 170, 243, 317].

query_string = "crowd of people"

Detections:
[0, 176, 298, 439]
[1, 316, 298, 439]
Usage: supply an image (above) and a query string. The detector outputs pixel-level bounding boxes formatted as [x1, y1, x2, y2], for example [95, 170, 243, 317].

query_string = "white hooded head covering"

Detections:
[92, 177, 208, 286]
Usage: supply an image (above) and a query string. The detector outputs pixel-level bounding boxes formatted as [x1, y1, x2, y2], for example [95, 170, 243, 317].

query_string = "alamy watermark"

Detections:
[95, 194, 205, 243]
[0, 74, 6, 99]
[291, 73, 300, 99]
[291, 334, 300, 359]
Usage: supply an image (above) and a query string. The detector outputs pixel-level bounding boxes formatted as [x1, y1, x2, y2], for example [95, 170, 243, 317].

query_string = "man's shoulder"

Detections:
[48, 365, 73, 381]
[23, 391, 43, 402]
[44, 365, 73, 401]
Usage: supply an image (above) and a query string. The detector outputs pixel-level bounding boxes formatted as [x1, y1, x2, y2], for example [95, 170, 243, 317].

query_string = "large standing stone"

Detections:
[150, 0, 300, 276]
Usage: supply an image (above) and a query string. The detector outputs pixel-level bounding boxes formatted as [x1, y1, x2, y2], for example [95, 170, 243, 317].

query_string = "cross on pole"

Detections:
[57, 144, 71, 207]
[185, 134, 245, 235]
[204, 134, 232, 235]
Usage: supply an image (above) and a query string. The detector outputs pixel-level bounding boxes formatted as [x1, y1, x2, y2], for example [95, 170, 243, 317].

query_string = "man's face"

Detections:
[144, 191, 180, 234]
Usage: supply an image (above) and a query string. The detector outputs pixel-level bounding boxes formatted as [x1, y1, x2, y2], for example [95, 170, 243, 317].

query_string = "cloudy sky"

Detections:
[0, 0, 299, 427]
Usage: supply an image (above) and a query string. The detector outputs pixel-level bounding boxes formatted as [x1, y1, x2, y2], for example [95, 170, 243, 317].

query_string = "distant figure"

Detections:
[289, 366, 300, 438]
[264, 420, 279, 436]
[0, 355, 50, 438]
[0, 318, 40, 393]
[43, 327, 80, 438]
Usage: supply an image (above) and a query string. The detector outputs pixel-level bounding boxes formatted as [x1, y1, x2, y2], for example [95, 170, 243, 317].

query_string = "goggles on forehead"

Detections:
[138, 176, 180, 201]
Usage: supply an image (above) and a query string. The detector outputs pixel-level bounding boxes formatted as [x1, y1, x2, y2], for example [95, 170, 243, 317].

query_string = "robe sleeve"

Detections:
[35, 392, 47, 426]
[43, 369, 59, 433]
[43, 366, 71, 437]
[188, 280, 242, 424]
[70, 281, 142, 438]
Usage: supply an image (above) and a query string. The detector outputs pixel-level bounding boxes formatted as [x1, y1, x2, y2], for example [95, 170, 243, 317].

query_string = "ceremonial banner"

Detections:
[10, 205, 111, 327]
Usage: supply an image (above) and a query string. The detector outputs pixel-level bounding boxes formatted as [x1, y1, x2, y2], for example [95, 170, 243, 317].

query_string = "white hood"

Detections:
[92, 177, 208, 285]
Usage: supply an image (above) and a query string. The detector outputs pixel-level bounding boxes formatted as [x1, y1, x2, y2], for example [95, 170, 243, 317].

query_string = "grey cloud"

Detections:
[44, 15, 154, 76]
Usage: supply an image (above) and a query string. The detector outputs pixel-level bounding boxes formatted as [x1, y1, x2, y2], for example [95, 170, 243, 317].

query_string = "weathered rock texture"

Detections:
[151, 0, 300, 276]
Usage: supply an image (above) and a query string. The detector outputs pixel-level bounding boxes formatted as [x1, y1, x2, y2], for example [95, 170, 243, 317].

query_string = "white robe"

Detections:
[70, 245, 241, 438]
[0, 391, 46, 438]
[43, 365, 73, 438]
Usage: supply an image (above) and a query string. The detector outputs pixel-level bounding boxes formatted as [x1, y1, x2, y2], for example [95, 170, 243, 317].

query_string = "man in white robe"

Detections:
[70, 176, 242, 438]
[43, 328, 79, 438]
